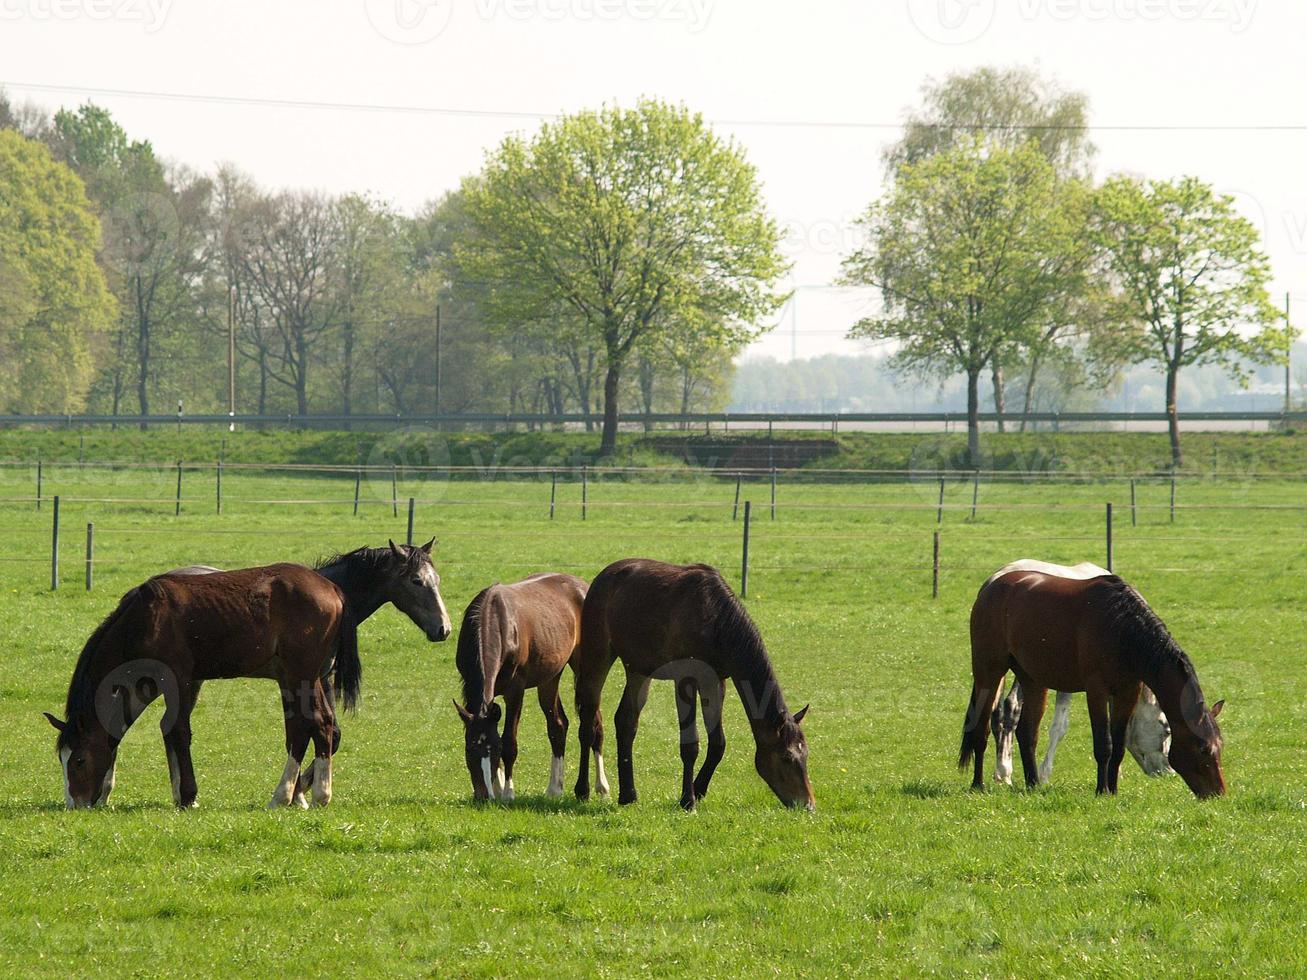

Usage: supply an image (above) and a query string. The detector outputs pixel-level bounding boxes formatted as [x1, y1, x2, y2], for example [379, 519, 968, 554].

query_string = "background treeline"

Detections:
[0, 96, 736, 426]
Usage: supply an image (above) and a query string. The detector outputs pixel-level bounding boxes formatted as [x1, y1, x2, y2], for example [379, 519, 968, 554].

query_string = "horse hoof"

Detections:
[618, 791, 638, 806]
[679, 796, 697, 812]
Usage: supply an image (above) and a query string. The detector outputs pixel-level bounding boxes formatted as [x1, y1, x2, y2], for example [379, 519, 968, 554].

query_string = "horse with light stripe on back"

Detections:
[45, 540, 451, 810]
[453, 573, 588, 801]
[961, 560, 1225, 798]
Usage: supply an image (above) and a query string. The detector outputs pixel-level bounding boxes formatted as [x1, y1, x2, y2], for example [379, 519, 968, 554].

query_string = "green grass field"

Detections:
[0, 450, 1304, 976]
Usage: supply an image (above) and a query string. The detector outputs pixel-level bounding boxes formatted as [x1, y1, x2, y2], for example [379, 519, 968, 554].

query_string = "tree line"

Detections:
[1, 68, 1292, 462]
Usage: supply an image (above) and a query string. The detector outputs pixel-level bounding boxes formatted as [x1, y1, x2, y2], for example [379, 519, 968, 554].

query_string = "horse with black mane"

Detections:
[453, 573, 587, 801]
[961, 560, 1225, 798]
[573, 558, 814, 810]
[45, 540, 451, 809]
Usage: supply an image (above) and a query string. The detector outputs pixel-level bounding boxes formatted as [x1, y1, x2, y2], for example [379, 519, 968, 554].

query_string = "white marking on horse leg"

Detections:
[59, 748, 74, 810]
[98, 760, 117, 806]
[480, 757, 497, 799]
[268, 753, 301, 809]
[1039, 694, 1073, 784]
[493, 762, 506, 799]
[994, 735, 1014, 785]
[166, 746, 183, 806]
[546, 756, 565, 797]
[310, 756, 333, 807]
[594, 752, 610, 797]
[502, 774, 515, 802]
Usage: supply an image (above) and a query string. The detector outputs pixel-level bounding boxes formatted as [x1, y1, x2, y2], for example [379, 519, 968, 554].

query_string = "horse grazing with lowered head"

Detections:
[573, 558, 813, 811]
[991, 681, 1173, 786]
[961, 559, 1225, 798]
[45, 540, 451, 810]
[453, 573, 587, 801]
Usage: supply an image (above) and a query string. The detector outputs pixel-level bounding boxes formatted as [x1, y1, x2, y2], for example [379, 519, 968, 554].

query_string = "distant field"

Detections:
[0, 449, 1304, 976]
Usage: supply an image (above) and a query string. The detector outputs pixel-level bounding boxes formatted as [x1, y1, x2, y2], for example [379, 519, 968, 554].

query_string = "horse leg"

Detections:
[693, 678, 728, 800]
[675, 678, 701, 811]
[162, 679, 201, 809]
[538, 675, 568, 798]
[574, 651, 615, 802]
[614, 671, 653, 806]
[499, 690, 525, 802]
[991, 679, 1020, 786]
[960, 674, 1005, 790]
[1013, 679, 1048, 790]
[1107, 683, 1141, 795]
[1086, 685, 1113, 795]
[1038, 691, 1074, 784]
[298, 679, 341, 798]
[269, 681, 312, 809]
[309, 679, 337, 807]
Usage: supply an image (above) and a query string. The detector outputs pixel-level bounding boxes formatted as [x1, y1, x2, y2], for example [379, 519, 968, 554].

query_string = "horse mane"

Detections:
[708, 572, 790, 726]
[1099, 577, 1202, 696]
[59, 584, 147, 750]
[457, 587, 492, 710]
[315, 546, 411, 583]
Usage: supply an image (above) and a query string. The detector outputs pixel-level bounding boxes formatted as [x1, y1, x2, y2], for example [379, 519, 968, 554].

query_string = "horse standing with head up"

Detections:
[453, 573, 587, 801]
[573, 558, 814, 811]
[961, 560, 1225, 798]
[45, 540, 451, 810]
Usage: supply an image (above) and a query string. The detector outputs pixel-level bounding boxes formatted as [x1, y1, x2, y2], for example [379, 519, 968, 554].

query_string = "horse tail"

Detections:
[333, 604, 362, 712]
[457, 588, 492, 710]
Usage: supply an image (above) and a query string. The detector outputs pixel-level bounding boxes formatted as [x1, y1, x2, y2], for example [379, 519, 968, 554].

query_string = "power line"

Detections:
[7, 80, 1307, 133]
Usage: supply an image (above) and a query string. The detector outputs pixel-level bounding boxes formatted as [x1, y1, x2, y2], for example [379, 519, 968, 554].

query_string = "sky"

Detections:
[2, 0, 1304, 362]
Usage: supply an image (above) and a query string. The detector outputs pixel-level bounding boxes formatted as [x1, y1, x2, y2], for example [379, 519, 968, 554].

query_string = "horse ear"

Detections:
[388, 539, 404, 559]
[453, 700, 474, 724]
[420, 538, 435, 555]
[1209, 699, 1224, 719]
[793, 704, 810, 725]
[43, 712, 66, 733]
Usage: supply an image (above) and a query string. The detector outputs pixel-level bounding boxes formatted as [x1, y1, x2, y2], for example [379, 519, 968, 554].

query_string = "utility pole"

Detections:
[434, 304, 442, 427]
[228, 284, 237, 432]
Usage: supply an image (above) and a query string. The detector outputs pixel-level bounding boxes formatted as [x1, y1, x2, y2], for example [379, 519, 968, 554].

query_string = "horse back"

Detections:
[489, 573, 587, 678]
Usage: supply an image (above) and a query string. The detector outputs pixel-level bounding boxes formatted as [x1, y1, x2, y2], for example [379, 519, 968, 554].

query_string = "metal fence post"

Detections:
[353, 470, 362, 516]
[1130, 478, 1137, 527]
[550, 470, 557, 520]
[85, 522, 94, 591]
[407, 497, 416, 546]
[937, 477, 945, 524]
[175, 460, 183, 516]
[51, 495, 60, 590]
[1106, 502, 1114, 572]
[582, 465, 588, 521]
[932, 530, 941, 599]
[770, 467, 777, 520]
[741, 501, 752, 598]
[732, 473, 742, 521]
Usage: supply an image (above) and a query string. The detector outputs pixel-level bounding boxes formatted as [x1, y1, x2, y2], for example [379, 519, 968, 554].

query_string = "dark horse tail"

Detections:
[333, 604, 361, 712]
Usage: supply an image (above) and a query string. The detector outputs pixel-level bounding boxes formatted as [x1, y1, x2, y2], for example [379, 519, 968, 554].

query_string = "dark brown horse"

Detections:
[573, 558, 814, 810]
[453, 573, 587, 801]
[961, 560, 1225, 798]
[45, 541, 451, 810]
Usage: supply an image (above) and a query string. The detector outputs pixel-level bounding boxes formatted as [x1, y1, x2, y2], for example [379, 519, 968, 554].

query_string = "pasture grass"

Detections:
[0, 458, 1304, 976]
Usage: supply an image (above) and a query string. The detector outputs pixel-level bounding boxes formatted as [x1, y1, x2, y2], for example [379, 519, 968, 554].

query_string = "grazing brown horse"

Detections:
[961, 560, 1225, 798]
[45, 541, 451, 810]
[573, 558, 814, 810]
[453, 573, 587, 801]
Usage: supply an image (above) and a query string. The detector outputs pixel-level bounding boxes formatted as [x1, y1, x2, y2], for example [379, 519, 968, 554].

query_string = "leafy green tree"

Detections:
[0, 130, 116, 411]
[459, 99, 787, 455]
[843, 139, 1092, 466]
[1093, 175, 1288, 466]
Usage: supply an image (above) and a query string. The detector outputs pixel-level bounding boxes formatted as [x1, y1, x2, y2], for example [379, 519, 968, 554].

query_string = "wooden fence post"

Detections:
[391, 465, 398, 518]
[1106, 502, 1114, 572]
[1170, 474, 1177, 523]
[407, 497, 416, 546]
[353, 470, 362, 516]
[932, 530, 941, 599]
[85, 522, 94, 592]
[549, 470, 557, 520]
[51, 495, 60, 591]
[582, 465, 588, 521]
[770, 467, 777, 520]
[1130, 478, 1137, 527]
[741, 501, 752, 598]
[732, 473, 742, 521]
[175, 460, 183, 516]
[937, 477, 945, 525]
[37, 456, 42, 511]
[971, 471, 979, 520]
[216, 460, 223, 515]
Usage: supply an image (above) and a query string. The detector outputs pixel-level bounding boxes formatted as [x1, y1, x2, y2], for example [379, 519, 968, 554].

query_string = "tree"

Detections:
[842, 139, 1092, 466]
[1093, 175, 1287, 466]
[0, 131, 116, 412]
[459, 99, 787, 455]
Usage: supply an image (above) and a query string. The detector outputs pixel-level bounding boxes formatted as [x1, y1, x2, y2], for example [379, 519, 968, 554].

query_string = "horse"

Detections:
[452, 573, 587, 801]
[961, 559, 1225, 798]
[45, 540, 451, 810]
[572, 558, 814, 811]
[990, 681, 1172, 786]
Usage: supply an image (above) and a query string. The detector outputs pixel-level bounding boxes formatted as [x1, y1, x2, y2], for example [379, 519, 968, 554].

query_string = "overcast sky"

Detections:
[2, 0, 1303, 361]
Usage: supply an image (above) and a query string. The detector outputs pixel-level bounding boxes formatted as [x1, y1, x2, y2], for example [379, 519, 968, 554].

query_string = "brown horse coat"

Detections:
[962, 561, 1225, 798]
[455, 573, 587, 800]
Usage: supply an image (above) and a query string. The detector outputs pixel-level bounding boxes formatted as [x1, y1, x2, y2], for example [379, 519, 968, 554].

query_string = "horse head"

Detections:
[754, 704, 814, 810]
[44, 712, 118, 810]
[1126, 687, 1173, 777]
[1169, 699, 1225, 798]
[385, 539, 452, 642]
[454, 700, 502, 800]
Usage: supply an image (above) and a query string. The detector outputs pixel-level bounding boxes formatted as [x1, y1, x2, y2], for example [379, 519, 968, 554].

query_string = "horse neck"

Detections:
[729, 643, 789, 741]
[1136, 654, 1197, 731]
[317, 559, 388, 622]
